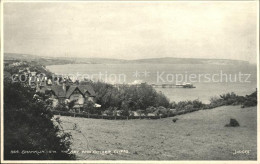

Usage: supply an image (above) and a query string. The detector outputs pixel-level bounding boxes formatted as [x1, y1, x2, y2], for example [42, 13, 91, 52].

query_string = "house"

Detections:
[36, 82, 99, 110]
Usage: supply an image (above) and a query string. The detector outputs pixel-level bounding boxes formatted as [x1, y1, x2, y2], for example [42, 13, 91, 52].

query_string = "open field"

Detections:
[59, 106, 257, 160]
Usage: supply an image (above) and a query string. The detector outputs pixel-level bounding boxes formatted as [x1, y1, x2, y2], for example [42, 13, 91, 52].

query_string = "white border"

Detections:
[1, 0, 259, 163]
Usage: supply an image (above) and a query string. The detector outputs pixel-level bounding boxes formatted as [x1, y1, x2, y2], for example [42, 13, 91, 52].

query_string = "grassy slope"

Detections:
[59, 106, 257, 160]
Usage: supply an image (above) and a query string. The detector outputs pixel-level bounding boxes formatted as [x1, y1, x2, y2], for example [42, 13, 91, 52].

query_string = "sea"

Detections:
[47, 63, 257, 103]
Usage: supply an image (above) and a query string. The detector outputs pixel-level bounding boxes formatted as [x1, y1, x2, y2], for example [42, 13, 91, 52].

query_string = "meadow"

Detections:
[59, 105, 257, 160]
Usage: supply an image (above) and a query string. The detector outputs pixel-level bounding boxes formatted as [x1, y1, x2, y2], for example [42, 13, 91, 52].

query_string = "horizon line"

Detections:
[4, 52, 255, 63]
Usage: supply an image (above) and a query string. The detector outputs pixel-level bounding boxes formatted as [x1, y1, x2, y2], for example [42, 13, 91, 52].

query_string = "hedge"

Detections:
[52, 107, 201, 120]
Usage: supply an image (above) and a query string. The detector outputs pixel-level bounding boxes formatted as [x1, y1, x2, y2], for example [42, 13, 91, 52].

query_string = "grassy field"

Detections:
[59, 106, 257, 160]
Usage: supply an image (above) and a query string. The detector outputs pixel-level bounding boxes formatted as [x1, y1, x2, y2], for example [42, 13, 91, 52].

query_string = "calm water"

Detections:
[47, 64, 257, 103]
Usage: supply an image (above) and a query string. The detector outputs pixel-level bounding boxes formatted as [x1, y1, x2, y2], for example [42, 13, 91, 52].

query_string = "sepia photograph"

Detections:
[1, 0, 259, 162]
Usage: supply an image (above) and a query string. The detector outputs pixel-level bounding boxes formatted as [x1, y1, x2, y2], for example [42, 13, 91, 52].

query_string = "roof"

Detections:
[50, 84, 96, 98]
[78, 85, 96, 97]
[51, 85, 66, 98]
[65, 86, 80, 98]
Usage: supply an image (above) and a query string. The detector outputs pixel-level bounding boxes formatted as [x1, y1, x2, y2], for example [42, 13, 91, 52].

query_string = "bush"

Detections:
[184, 104, 193, 112]
[192, 99, 204, 109]
[242, 91, 257, 107]
[225, 118, 240, 127]
[89, 81, 170, 111]
[136, 109, 146, 116]
[54, 101, 69, 111]
[170, 102, 177, 109]
[103, 109, 114, 116]
[172, 118, 178, 123]
[243, 99, 257, 107]
[4, 79, 75, 160]
[146, 106, 157, 113]
[209, 96, 224, 108]
[209, 91, 257, 108]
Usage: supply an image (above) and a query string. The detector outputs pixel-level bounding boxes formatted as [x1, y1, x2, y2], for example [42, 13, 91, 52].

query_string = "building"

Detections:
[36, 82, 99, 110]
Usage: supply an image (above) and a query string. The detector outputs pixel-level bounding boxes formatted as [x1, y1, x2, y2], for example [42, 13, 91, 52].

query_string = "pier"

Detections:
[113, 83, 196, 88]
[150, 83, 196, 88]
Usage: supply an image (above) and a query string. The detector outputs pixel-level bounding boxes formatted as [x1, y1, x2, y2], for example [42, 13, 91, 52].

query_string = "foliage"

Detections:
[172, 99, 204, 111]
[146, 106, 157, 113]
[89, 81, 170, 111]
[154, 106, 169, 116]
[4, 61, 53, 78]
[136, 109, 146, 116]
[103, 107, 115, 116]
[172, 118, 178, 123]
[225, 118, 240, 127]
[4, 78, 75, 160]
[55, 101, 69, 111]
[68, 100, 77, 110]
[83, 100, 97, 114]
[207, 90, 257, 109]
[242, 91, 257, 107]
[170, 102, 177, 109]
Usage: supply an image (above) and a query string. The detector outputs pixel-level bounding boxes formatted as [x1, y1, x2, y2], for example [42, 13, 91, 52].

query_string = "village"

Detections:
[4, 60, 100, 111]
[4, 60, 177, 118]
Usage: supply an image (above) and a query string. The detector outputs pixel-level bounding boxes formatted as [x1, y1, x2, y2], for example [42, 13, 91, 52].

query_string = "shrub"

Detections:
[220, 92, 238, 101]
[209, 96, 224, 108]
[170, 102, 177, 109]
[184, 104, 194, 112]
[146, 106, 157, 113]
[243, 99, 257, 107]
[225, 118, 240, 127]
[119, 109, 131, 117]
[209, 91, 257, 108]
[89, 81, 171, 111]
[4, 79, 75, 160]
[55, 101, 69, 111]
[172, 118, 178, 123]
[136, 109, 146, 116]
[83, 100, 96, 114]
[242, 91, 257, 107]
[103, 108, 114, 116]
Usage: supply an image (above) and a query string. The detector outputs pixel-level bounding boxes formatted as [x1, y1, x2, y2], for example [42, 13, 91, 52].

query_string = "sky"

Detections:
[4, 1, 258, 63]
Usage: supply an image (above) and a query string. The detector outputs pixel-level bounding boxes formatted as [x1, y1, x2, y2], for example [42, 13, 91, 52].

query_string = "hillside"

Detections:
[130, 57, 249, 65]
[59, 105, 256, 160]
[4, 53, 249, 65]
[4, 53, 76, 65]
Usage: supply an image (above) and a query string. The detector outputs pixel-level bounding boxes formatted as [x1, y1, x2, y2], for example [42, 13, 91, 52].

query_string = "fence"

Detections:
[52, 108, 201, 120]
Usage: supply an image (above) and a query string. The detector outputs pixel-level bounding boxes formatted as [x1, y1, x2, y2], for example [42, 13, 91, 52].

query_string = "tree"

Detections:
[55, 101, 68, 111]
[4, 78, 75, 160]
[89, 81, 171, 112]
[146, 106, 157, 114]
[83, 100, 96, 114]
[120, 100, 130, 117]
[68, 100, 77, 110]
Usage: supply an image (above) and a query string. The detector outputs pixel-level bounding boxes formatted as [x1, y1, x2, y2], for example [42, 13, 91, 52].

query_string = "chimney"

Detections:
[62, 82, 66, 91]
